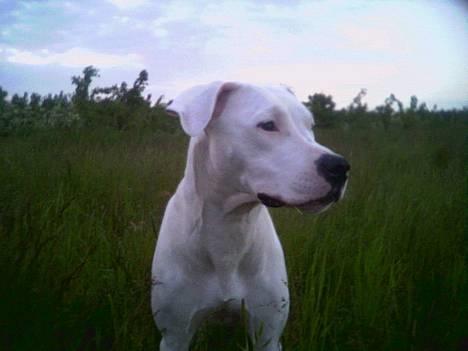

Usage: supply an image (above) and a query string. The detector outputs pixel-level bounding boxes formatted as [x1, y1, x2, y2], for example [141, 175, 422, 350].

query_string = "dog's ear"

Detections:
[166, 81, 239, 137]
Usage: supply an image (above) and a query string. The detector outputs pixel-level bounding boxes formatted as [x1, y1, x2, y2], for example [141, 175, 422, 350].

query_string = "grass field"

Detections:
[0, 118, 466, 350]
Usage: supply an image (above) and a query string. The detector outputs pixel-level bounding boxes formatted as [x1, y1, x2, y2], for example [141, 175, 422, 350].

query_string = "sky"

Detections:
[0, 0, 467, 109]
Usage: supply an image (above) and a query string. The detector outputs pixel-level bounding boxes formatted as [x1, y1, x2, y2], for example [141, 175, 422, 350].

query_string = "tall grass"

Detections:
[0, 119, 466, 350]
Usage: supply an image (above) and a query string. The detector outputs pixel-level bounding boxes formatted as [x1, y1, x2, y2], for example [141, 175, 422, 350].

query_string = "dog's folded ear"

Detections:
[166, 81, 239, 137]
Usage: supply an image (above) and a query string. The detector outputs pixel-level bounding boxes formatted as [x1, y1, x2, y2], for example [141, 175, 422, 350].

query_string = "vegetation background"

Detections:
[0, 67, 466, 350]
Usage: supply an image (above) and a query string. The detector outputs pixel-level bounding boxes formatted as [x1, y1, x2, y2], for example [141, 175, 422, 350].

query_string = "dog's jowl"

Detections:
[151, 81, 349, 351]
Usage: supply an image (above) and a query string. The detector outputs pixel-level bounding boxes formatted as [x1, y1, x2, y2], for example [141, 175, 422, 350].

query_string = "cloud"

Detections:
[150, 1, 195, 38]
[152, 27, 169, 38]
[106, 0, 149, 10]
[113, 15, 130, 24]
[4, 47, 144, 68]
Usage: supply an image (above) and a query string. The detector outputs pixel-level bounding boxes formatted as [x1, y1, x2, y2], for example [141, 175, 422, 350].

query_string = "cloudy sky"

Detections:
[0, 0, 467, 108]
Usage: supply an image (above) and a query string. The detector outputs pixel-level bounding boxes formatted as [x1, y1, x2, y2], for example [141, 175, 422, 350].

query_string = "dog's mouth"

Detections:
[257, 186, 344, 212]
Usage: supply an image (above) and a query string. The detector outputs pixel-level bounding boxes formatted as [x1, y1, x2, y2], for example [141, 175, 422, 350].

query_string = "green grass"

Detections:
[0, 120, 466, 350]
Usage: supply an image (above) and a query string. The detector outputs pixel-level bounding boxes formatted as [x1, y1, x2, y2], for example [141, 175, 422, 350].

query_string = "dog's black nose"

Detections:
[316, 154, 350, 186]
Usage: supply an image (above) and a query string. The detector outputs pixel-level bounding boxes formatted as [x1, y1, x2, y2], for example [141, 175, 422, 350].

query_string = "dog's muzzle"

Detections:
[258, 155, 350, 211]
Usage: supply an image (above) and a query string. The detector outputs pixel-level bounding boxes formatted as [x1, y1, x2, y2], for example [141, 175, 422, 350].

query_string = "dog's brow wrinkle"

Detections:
[282, 85, 295, 96]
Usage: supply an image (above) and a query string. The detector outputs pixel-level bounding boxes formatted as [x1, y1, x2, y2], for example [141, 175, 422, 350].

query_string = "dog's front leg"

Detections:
[245, 282, 289, 351]
[152, 285, 200, 351]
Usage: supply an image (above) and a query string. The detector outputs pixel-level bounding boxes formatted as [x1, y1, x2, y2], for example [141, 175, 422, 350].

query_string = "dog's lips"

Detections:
[257, 187, 342, 212]
[257, 193, 286, 208]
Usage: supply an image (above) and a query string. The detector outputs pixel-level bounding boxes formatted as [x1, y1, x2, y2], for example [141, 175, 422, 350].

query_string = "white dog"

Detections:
[151, 82, 349, 351]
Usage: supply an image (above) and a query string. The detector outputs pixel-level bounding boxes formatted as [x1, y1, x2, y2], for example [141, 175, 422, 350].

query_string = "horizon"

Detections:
[1, 0, 467, 109]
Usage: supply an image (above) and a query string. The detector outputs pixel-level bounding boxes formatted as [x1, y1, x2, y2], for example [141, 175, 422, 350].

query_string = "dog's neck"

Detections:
[175, 136, 266, 278]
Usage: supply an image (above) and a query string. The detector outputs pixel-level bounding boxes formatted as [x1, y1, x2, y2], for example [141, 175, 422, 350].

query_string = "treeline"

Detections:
[305, 89, 467, 129]
[0, 66, 466, 135]
[0, 66, 175, 136]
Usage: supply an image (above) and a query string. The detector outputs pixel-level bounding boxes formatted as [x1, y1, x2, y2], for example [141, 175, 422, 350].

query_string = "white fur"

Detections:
[151, 82, 345, 350]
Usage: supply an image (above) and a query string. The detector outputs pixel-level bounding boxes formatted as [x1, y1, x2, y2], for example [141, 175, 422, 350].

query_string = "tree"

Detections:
[30, 93, 41, 109]
[386, 94, 403, 114]
[11, 93, 28, 109]
[349, 88, 368, 113]
[0, 87, 8, 113]
[409, 95, 418, 111]
[375, 93, 404, 130]
[126, 70, 149, 106]
[72, 66, 99, 104]
[304, 93, 337, 127]
[306, 93, 335, 113]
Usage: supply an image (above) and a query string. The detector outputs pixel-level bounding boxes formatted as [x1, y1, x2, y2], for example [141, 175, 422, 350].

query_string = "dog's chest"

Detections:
[195, 216, 264, 297]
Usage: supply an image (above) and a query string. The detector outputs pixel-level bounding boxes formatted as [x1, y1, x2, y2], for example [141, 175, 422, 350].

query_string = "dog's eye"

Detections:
[257, 121, 278, 132]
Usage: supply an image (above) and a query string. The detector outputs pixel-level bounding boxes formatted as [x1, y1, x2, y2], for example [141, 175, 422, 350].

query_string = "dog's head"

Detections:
[167, 81, 349, 213]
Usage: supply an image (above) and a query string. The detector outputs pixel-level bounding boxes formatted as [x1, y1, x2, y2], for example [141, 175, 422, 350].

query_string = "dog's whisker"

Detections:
[294, 207, 304, 215]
